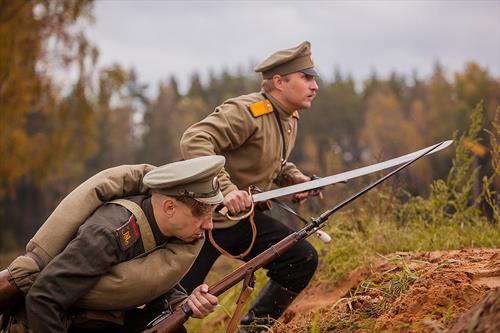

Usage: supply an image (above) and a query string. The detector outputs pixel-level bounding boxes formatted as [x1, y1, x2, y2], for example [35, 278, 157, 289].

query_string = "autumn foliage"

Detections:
[0, 0, 498, 250]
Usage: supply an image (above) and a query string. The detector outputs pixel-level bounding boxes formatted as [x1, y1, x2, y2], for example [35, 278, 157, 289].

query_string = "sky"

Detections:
[87, 0, 500, 94]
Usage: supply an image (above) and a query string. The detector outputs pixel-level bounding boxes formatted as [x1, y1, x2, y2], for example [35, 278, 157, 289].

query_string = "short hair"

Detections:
[261, 74, 291, 93]
[174, 195, 214, 217]
[152, 191, 214, 217]
[261, 79, 274, 93]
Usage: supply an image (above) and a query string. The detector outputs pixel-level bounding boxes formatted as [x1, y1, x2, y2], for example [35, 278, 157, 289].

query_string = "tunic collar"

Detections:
[141, 196, 169, 245]
[263, 91, 295, 120]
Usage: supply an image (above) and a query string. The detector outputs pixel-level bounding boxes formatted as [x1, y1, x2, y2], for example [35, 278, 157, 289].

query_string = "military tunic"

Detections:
[180, 91, 305, 228]
[179, 90, 318, 296]
[25, 195, 186, 333]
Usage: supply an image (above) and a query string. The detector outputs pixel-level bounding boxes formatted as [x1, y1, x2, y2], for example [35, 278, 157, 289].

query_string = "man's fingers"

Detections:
[187, 298, 202, 318]
[225, 191, 252, 215]
[295, 192, 309, 200]
[236, 192, 251, 211]
[205, 293, 218, 305]
[242, 193, 252, 207]
[197, 284, 218, 305]
[189, 294, 210, 316]
[187, 285, 218, 318]
[235, 196, 246, 212]
[309, 189, 324, 199]
[227, 202, 237, 215]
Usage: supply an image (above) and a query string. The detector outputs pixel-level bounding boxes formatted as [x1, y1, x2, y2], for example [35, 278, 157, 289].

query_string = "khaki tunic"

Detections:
[9, 164, 202, 311]
[180, 91, 305, 228]
[24, 195, 186, 332]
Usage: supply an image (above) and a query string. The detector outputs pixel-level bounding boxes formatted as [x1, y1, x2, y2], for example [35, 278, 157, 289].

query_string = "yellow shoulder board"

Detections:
[249, 99, 273, 117]
[292, 111, 300, 119]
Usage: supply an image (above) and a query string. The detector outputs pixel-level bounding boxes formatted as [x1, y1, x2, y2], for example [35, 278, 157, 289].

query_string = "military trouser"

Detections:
[180, 210, 318, 294]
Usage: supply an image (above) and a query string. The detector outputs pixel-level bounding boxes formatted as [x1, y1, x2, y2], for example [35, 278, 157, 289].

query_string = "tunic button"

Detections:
[287, 129, 291, 133]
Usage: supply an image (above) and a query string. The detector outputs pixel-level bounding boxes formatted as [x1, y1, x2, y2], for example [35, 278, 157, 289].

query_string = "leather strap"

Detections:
[109, 199, 156, 252]
[209, 211, 257, 260]
[226, 270, 255, 333]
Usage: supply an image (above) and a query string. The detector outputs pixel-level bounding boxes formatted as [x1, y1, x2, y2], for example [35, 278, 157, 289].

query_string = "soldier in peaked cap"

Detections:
[178, 41, 321, 332]
[2, 156, 225, 333]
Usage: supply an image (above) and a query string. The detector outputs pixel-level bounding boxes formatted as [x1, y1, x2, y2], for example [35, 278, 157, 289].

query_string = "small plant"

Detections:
[483, 107, 499, 223]
[309, 309, 321, 333]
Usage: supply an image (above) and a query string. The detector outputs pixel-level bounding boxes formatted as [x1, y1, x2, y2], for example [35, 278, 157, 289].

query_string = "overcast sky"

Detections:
[88, 0, 500, 93]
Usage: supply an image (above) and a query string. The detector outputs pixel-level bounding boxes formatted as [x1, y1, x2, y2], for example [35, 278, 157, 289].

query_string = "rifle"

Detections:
[143, 141, 450, 333]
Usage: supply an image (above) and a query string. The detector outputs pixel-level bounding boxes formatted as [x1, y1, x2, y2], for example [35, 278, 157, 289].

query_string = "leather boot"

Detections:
[238, 280, 298, 333]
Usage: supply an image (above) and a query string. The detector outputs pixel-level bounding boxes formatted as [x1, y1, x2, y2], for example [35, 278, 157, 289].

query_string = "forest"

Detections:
[0, 2, 498, 252]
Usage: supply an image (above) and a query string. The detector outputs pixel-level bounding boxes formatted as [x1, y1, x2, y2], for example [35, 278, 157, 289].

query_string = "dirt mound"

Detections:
[273, 248, 500, 332]
[447, 287, 500, 333]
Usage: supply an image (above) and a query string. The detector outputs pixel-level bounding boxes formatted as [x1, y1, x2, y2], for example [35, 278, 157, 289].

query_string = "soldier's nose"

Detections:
[311, 79, 319, 91]
[202, 217, 213, 231]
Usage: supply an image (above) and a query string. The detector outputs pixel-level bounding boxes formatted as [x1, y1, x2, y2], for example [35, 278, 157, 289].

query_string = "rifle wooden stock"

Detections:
[143, 232, 302, 333]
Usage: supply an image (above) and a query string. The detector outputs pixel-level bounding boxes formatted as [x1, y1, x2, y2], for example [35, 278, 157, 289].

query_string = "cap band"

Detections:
[262, 55, 314, 79]
[160, 177, 220, 200]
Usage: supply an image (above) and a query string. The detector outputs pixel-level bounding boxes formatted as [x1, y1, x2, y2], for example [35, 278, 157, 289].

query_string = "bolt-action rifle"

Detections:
[143, 141, 451, 333]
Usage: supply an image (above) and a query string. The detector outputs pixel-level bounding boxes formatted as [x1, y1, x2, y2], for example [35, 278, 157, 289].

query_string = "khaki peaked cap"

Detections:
[144, 155, 225, 204]
[254, 41, 318, 79]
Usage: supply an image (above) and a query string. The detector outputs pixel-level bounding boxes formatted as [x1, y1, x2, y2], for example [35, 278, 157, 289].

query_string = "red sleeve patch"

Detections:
[115, 215, 140, 251]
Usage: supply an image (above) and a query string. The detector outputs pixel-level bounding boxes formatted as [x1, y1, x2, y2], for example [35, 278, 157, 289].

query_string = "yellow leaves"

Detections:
[455, 62, 493, 109]
[462, 138, 488, 158]
[0, 0, 96, 194]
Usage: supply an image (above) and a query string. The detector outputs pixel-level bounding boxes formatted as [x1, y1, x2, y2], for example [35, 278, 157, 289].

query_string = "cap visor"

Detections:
[194, 190, 224, 205]
[301, 67, 319, 77]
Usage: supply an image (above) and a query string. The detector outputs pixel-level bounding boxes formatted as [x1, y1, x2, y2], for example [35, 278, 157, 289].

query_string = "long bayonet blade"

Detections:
[252, 140, 453, 203]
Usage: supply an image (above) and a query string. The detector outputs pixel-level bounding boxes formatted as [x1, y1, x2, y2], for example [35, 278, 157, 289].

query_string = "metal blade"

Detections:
[252, 140, 452, 203]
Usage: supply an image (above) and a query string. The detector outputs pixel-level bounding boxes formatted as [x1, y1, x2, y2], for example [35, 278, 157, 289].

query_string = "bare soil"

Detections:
[273, 248, 500, 332]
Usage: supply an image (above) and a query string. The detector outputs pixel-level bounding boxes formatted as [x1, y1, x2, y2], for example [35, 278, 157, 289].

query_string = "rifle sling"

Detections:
[226, 270, 255, 333]
[109, 199, 156, 252]
[209, 211, 257, 259]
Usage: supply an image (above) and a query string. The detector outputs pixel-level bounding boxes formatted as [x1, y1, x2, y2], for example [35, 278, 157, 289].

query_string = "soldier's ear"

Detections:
[272, 75, 285, 92]
[162, 198, 176, 218]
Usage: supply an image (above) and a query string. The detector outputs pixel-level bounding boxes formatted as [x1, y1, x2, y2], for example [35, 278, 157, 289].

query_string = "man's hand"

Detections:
[292, 174, 311, 203]
[292, 174, 323, 204]
[185, 284, 218, 318]
[223, 190, 252, 215]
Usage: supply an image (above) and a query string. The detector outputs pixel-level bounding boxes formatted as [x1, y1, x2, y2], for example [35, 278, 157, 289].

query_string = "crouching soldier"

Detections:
[0, 156, 225, 332]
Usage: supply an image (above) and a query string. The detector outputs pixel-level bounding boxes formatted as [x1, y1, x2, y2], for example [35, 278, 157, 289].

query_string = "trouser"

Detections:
[180, 210, 318, 294]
